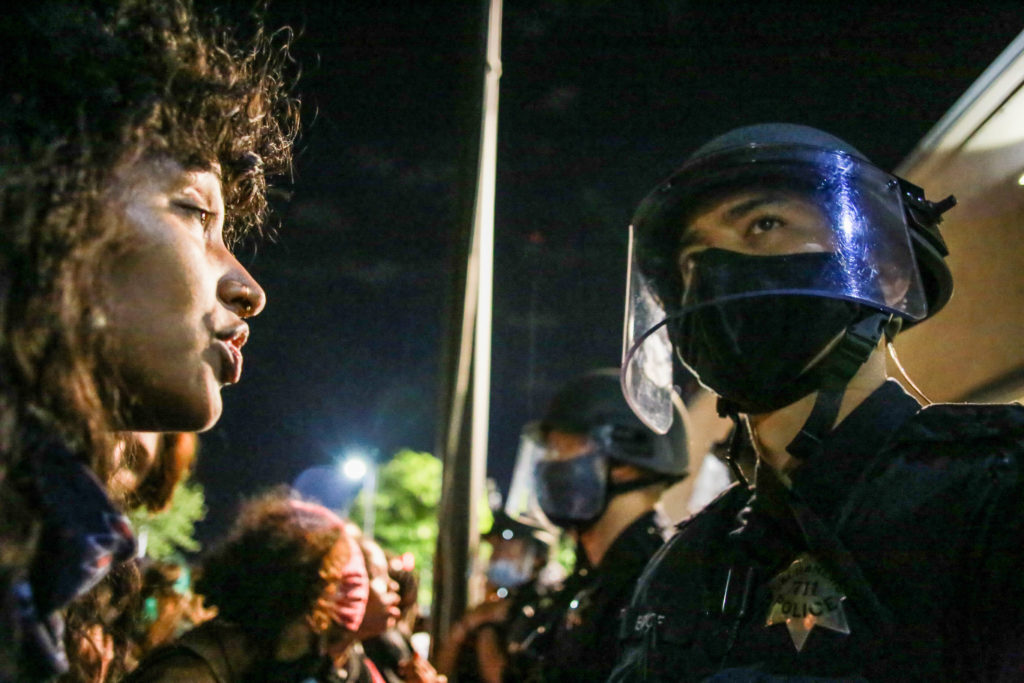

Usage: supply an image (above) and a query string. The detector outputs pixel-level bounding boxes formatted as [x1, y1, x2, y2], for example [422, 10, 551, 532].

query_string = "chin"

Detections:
[122, 385, 223, 433]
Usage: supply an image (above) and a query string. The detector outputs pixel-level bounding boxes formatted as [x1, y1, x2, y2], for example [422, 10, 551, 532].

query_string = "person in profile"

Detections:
[0, 1, 298, 678]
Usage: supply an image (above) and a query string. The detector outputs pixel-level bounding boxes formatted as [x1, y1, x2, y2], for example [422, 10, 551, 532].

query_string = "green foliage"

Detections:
[129, 477, 206, 561]
[351, 449, 442, 607]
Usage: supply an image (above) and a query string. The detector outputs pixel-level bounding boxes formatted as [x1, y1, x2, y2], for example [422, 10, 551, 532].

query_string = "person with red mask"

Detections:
[126, 493, 370, 682]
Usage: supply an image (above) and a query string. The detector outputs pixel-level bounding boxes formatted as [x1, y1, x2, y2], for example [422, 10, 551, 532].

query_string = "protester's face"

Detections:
[357, 541, 401, 639]
[99, 157, 265, 431]
[320, 533, 370, 658]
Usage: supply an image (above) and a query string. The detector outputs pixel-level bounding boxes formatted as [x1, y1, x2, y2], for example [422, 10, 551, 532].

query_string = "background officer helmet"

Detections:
[534, 368, 689, 528]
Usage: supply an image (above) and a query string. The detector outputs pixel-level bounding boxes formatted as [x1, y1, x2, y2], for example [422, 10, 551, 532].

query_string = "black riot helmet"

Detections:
[483, 509, 557, 552]
[621, 123, 956, 456]
[534, 368, 688, 528]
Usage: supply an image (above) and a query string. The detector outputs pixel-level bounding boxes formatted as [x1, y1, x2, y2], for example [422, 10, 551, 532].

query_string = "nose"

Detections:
[218, 256, 267, 319]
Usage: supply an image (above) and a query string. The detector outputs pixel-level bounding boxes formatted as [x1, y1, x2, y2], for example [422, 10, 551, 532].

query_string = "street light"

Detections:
[340, 450, 377, 538]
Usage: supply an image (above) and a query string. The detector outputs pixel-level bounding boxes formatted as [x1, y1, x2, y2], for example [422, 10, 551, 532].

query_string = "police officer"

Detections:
[506, 369, 688, 682]
[436, 510, 558, 683]
[610, 123, 1024, 681]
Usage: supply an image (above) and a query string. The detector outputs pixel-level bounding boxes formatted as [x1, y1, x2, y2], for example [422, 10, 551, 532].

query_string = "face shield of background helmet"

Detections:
[504, 422, 558, 529]
[622, 145, 927, 433]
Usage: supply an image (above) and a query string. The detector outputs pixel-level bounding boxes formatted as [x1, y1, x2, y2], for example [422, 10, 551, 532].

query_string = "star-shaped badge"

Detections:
[766, 553, 850, 651]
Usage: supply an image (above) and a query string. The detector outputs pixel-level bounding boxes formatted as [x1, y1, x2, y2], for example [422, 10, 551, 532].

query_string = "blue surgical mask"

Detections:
[486, 558, 534, 589]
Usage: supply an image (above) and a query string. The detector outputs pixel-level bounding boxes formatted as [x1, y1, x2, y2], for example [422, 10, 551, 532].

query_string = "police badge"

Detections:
[766, 553, 850, 651]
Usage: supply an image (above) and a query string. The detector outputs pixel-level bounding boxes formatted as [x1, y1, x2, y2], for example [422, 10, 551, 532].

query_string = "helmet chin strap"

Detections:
[785, 312, 891, 460]
[715, 310, 891, 467]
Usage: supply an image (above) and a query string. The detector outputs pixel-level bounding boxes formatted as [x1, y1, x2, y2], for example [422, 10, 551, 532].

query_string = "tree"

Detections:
[129, 477, 206, 561]
[352, 448, 442, 607]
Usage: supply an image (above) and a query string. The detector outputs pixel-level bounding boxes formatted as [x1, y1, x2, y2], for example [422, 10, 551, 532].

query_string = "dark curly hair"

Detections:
[0, 0, 299, 480]
[195, 491, 350, 650]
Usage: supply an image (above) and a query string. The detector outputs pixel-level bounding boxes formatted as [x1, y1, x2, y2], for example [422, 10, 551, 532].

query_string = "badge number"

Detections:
[766, 553, 850, 651]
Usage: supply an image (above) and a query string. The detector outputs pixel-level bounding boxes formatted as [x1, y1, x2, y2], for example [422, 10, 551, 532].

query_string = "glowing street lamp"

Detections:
[342, 456, 368, 481]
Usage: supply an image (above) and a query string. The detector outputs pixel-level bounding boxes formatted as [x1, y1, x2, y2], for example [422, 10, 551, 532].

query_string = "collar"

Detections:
[731, 381, 920, 562]
[786, 380, 920, 519]
[584, 509, 667, 581]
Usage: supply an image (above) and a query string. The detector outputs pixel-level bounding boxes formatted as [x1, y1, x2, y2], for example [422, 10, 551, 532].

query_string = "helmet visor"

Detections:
[622, 145, 926, 433]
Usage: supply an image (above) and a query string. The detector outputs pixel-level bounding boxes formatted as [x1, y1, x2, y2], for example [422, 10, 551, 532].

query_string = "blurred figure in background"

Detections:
[435, 511, 558, 683]
[505, 369, 688, 682]
[133, 560, 214, 660]
[126, 492, 369, 682]
[351, 530, 446, 683]
[362, 552, 419, 683]
[112, 434, 199, 515]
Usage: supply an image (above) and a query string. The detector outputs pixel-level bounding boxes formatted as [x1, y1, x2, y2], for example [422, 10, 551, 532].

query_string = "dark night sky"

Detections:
[192, 0, 1024, 544]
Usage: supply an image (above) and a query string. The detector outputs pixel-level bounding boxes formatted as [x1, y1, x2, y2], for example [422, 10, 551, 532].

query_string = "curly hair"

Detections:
[195, 491, 350, 650]
[0, 0, 299, 481]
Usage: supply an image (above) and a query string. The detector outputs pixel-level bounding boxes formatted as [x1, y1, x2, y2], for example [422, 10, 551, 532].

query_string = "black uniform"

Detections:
[611, 381, 1024, 681]
[509, 511, 668, 682]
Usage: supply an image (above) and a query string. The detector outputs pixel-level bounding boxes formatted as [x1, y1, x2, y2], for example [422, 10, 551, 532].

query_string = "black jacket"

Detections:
[610, 381, 1024, 681]
[509, 510, 669, 682]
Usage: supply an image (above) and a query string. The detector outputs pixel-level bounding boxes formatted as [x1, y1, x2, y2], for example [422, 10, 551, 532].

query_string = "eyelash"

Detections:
[177, 203, 215, 232]
[749, 215, 783, 235]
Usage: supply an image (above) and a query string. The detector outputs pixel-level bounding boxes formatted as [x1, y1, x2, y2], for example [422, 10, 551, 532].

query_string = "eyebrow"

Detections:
[677, 193, 791, 251]
[723, 194, 790, 220]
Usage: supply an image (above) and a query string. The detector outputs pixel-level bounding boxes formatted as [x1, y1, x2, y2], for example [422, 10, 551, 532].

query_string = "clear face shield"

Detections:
[504, 422, 558, 529]
[622, 145, 928, 433]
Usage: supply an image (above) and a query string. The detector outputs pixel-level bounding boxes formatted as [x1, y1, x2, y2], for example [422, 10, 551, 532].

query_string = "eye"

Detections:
[748, 215, 783, 235]
[175, 202, 215, 233]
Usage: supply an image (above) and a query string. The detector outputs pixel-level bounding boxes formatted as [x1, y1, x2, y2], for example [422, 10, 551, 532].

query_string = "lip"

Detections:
[214, 325, 249, 386]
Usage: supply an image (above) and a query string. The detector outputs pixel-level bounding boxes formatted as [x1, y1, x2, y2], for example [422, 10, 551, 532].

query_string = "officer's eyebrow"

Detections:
[723, 194, 790, 221]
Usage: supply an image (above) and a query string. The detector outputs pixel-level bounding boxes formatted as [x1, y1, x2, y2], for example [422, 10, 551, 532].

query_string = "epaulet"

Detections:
[673, 480, 749, 532]
[892, 401, 1024, 445]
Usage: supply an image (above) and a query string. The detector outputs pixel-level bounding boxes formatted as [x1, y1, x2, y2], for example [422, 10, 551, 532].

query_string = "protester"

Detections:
[126, 493, 369, 682]
[352, 532, 446, 683]
[362, 552, 420, 683]
[0, 0, 297, 678]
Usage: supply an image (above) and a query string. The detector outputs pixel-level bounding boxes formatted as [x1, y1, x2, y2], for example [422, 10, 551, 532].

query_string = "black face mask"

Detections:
[535, 452, 666, 530]
[675, 249, 862, 414]
[535, 452, 609, 529]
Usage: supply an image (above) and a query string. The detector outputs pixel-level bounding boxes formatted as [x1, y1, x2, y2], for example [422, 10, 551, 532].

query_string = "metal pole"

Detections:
[362, 463, 377, 539]
[467, 0, 502, 610]
[431, 0, 503, 653]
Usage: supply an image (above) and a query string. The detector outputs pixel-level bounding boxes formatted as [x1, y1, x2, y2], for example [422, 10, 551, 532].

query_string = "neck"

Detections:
[747, 345, 889, 477]
[579, 488, 655, 567]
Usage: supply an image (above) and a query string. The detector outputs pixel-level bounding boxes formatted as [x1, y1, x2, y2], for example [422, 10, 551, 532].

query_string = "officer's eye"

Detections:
[748, 215, 783, 235]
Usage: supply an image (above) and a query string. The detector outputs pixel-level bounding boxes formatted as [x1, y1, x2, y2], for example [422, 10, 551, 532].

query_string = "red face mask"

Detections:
[325, 533, 369, 632]
[287, 500, 370, 632]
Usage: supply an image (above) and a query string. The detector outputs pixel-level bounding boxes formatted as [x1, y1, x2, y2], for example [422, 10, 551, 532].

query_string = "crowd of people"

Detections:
[3, 0, 1024, 681]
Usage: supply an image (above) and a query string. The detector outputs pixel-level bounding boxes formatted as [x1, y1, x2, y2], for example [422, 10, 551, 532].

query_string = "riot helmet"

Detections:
[621, 123, 955, 452]
[533, 368, 689, 529]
